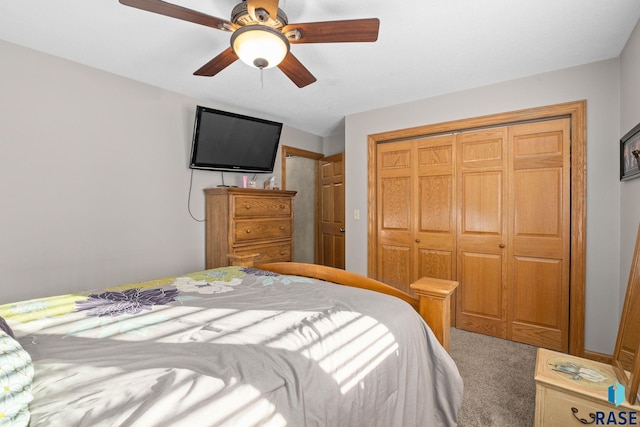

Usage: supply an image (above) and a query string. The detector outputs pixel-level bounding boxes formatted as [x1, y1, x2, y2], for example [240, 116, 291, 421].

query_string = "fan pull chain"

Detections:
[260, 68, 264, 89]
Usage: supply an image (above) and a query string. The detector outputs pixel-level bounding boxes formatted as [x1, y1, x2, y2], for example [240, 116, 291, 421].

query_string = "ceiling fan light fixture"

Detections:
[231, 25, 290, 69]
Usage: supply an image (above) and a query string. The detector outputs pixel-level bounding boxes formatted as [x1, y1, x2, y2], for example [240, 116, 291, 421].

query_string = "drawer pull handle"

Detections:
[280, 226, 285, 230]
[280, 251, 286, 255]
[571, 407, 595, 424]
[280, 204, 286, 209]
[245, 205, 251, 209]
[245, 229, 252, 234]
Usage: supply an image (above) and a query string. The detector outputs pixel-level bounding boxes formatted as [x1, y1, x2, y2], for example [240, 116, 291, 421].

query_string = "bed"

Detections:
[0, 262, 463, 426]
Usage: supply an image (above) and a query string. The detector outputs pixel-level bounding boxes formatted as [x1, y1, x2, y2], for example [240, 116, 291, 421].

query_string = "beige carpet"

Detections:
[449, 328, 538, 426]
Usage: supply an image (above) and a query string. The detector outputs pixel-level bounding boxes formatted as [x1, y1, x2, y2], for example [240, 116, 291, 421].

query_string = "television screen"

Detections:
[189, 106, 283, 173]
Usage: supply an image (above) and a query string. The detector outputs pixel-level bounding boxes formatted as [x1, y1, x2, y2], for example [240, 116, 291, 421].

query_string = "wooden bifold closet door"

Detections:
[376, 118, 571, 351]
[376, 135, 456, 296]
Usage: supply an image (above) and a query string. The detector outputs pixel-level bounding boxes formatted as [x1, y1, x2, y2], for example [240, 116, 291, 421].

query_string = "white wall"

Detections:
[620, 19, 640, 310]
[345, 59, 621, 354]
[322, 133, 346, 157]
[0, 39, 322, 303]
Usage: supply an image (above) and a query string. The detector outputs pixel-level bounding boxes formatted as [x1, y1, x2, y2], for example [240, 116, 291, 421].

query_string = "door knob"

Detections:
[339, 228, 345, 232]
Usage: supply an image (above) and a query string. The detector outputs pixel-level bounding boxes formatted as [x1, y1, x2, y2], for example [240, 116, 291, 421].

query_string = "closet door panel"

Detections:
[456, 129, 508, 338]
[507, 119, 570, 352]
[417, 248, 454, 281]
[512, 168, 565, 258]
[419, 175, 452, 234]
[460, 171, 503, 236]
[511, 256, 564, 349]
[514, 169, 562, 237]
[459, 252, 503, 317]
[379, 244, 413, 294]
[378, 175, 413, 290]
[415, 136, 457, 284]
[380, 177, 411, 230]
[377, 142, 414, 291]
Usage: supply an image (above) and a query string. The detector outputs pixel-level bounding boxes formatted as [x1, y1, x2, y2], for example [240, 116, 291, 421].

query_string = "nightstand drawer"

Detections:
[234, 219, 292, 243]
[536, 385, 610, 425]
[233, 196, 292, 218]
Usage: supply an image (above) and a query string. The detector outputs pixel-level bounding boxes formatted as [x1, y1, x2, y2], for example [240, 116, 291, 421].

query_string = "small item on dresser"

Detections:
[264, 176, 277, 189]
[242, 175, 248, 188]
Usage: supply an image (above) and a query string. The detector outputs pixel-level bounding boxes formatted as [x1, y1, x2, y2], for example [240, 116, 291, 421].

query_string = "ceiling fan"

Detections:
[118, 0, 380, 88]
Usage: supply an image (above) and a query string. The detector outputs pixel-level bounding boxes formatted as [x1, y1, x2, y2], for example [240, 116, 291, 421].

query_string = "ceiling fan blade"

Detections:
[278, 53, 317, 88]
[283, 18, 380, 44]
[119, 0, 234, 31]
[246, 0, 279, 23]
[193, 48, 239, 77]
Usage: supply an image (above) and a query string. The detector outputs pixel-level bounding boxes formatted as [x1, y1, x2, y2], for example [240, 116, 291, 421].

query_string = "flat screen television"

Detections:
[189, 106, 283, 173]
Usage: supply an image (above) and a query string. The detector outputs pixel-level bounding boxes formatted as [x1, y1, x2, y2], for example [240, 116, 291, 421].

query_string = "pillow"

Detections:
[0, 330, 33, 427]
[0, 317, 13, 339]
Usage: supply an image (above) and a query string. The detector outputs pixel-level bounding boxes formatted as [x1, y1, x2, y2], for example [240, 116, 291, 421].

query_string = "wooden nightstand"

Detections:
[534, 348, 640, 426]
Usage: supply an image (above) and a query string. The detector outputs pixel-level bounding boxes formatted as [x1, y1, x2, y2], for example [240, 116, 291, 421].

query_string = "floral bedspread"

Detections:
[1, 266, 462, 427]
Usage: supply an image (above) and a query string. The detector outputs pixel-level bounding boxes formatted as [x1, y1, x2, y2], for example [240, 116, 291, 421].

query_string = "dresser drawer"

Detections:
[233, 196, 292, 218]
[234, 243, 292, 264]
[233, 219, 292, 243]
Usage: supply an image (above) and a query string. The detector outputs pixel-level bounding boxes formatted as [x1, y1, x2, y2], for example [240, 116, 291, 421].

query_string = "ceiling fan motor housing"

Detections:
[231, 1, 288, 29]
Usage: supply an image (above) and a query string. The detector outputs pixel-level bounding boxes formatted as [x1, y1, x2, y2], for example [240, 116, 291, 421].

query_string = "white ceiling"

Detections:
[1, 0, 639, 136]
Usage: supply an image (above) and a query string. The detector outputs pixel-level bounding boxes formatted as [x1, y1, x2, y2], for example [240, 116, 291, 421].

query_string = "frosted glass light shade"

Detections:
[231, 25, 290, 69]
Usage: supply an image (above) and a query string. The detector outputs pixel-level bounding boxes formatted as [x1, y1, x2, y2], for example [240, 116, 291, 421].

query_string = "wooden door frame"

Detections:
[367, 100, 587, 356]
[281, 145, 323, 263]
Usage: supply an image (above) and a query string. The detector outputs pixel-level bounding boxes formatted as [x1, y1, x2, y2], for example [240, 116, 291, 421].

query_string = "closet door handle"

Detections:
[415, 239, 421, 243]
[499, 243, 505, 248]
[339, 228, 345, 232]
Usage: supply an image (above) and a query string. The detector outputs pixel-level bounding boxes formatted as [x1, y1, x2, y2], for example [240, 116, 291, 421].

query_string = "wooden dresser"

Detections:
[204, 188, 296, 268]
[534, 348, 640, 426]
